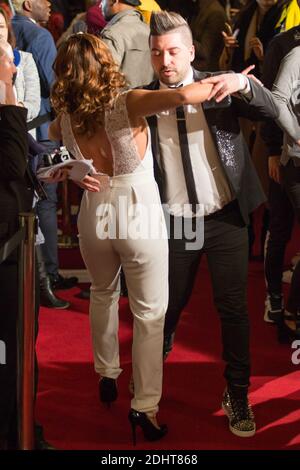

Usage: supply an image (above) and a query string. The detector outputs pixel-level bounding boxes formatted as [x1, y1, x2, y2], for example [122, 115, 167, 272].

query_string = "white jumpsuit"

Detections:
[61, 92, 169, 413]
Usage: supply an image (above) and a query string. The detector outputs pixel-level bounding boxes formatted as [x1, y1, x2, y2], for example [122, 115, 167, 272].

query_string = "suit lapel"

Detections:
[145, 79, 160, 163]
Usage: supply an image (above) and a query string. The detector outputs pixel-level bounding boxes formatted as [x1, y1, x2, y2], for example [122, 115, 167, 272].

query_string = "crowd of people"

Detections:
[1, 0, 300, 450]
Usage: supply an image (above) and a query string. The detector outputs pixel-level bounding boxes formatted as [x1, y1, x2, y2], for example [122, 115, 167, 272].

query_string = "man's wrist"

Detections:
[237, 74, 251, 94]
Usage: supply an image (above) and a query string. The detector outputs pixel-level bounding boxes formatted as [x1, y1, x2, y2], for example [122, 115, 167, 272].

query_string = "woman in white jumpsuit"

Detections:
[49, 33, 212, 443]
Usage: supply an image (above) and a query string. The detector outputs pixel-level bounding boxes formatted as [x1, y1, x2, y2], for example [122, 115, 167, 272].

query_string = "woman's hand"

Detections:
[74, 174, 100, 192]
[222, 31, 239, 50]
[249, 37, 264, 62]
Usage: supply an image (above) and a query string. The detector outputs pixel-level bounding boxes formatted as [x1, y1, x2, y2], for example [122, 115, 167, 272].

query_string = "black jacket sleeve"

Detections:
[232, 78, 279, 122]
[0, 105, 28, 181]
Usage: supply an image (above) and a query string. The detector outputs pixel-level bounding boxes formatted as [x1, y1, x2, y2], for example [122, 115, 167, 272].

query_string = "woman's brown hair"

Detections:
[51, 33, 126, 137]
[0, 5, 16, 48]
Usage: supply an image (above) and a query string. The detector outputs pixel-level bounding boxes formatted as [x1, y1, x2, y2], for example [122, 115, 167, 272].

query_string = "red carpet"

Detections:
[36, 220, 300, 450]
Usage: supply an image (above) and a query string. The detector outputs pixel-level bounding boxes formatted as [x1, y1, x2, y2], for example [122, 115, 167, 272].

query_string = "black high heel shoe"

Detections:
[128, 409, 168, 445]
[99, 378, 118, 406]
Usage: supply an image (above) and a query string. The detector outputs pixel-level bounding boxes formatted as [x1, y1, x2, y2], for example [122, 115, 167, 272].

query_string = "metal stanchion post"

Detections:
[17, 212, 36, 450]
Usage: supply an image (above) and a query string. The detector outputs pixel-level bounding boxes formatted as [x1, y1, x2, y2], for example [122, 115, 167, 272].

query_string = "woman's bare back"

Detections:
[70, 120, 114, 176]
[61, 92, 150, 177]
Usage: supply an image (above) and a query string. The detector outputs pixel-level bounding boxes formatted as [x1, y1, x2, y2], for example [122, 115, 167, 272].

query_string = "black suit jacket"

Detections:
[144, 70, 279, 225]
[0, 106, 33, 248]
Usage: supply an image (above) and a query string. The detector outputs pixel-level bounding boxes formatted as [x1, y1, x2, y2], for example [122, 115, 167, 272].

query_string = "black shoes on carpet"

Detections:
[40, 276, 70, 309]
[49, 273, 78, 290]
[99, 377, 118, 405]
[40, 273, 79, 309]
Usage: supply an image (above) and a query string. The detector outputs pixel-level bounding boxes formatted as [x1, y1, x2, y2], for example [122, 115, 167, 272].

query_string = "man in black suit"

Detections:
[146, 11, 278, 438]
[0, 43, 53, 450]
[0, 44, 33, 449]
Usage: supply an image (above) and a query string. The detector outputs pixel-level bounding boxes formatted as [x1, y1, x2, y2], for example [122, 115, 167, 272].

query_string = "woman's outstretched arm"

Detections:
[126, 82, 213, 119]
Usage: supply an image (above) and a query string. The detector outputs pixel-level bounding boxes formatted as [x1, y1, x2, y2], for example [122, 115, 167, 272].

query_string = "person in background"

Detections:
[220, 0, 287, 76]
[100, 0, 154, 87]
[190, 0, 227, 71]
[47, 0, 66, 41]
[1, 4, 70, 309]
[261, 0, 300, 331]
[264, 45, 300, 339]
[0, 39, 27, 450]
[219, 0, 287, 259]
[274, 0, 300, 33]
[0, 40, 53, 450]
[86, 0, 106, 34]
[137, 0, 161, 23]
[12, 0, 78, 292]
[56, 1, 105, 45]
[0, 5, 40, 136]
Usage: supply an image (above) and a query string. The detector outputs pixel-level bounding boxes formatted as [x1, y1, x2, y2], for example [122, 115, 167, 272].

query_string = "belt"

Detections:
[168, 199, 239, 222]
[204, 199, 238, 221]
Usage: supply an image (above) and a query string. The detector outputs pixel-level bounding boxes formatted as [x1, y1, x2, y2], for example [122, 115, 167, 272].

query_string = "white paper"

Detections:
[37, 159, 95, 183]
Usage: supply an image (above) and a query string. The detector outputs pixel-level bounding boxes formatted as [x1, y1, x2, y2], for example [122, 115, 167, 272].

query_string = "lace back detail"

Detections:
[105, 91, 142, 176]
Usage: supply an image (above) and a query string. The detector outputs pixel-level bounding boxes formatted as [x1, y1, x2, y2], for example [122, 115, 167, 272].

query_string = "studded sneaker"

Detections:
[222, 388, 256, 437]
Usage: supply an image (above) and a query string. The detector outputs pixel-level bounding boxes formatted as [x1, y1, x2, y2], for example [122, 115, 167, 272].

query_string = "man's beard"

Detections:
[159, 68, 181, 85]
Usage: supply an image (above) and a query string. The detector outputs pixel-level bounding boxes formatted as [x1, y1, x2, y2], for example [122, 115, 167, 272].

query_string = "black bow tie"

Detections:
[168, 83, 183, 89]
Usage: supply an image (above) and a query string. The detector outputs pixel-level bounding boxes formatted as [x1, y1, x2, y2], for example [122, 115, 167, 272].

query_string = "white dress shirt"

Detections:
[157, 68, 233, 217]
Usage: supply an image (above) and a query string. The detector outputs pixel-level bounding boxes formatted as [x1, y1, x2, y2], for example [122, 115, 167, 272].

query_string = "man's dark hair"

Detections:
[150, 11, 193, 47]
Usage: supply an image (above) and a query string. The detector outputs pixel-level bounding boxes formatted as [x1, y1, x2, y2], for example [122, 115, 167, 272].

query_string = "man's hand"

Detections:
[268, 156, 281, 183]
[74, 174, 100, 192]
[201, 71, 249, 102]
[241, 65, 263, 86]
